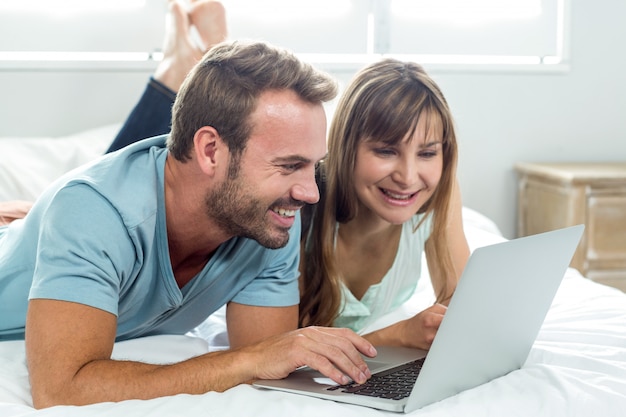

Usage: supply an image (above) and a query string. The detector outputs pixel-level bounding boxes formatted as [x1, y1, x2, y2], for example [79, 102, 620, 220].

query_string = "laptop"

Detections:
[253, 224, 584, 413]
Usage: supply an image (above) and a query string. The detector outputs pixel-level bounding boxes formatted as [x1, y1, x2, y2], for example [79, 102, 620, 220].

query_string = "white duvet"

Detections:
[1, 128, 625, 416]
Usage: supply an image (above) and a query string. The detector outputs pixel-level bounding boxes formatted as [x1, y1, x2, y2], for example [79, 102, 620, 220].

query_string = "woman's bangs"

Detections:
[420, 106, 447, 145]
[361, 91, 422, 145]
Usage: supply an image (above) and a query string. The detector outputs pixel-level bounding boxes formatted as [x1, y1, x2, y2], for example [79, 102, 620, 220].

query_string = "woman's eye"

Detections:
[373, 148, 395, 156]
[419, 150, 438, 158]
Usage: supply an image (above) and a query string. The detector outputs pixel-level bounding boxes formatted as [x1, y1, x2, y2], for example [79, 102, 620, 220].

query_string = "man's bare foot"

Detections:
[189, 0, 227, 50]
[153, 0, 204, 92]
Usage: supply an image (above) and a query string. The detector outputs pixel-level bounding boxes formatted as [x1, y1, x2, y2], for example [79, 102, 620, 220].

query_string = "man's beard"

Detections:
[205, 173, 293, 249]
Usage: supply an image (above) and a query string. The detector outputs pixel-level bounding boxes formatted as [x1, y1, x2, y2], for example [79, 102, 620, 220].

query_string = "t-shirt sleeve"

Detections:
[229, 213, 301, 307]
[28, 183, 136, 316]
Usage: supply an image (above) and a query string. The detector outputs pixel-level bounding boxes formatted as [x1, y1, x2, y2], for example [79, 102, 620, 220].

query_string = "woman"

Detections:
[299, 60, 470, 350]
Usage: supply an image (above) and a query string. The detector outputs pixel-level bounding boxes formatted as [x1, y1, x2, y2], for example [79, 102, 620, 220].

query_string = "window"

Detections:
[0, 0, 569, 72]
[0, 0, 164, 66]
[225, 0, 569, 72]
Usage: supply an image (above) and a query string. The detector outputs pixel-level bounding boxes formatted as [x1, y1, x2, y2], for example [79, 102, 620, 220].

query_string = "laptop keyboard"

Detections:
[326, 357, 425, 401]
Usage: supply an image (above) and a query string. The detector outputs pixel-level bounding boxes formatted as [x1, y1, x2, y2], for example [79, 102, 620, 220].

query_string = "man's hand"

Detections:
[0, 200, 33, 225]
[243, 326, 376, 385]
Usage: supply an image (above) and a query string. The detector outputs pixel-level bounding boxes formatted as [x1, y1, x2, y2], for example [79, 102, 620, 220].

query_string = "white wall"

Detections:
[438, 0, 626, 238]
[1, 0, 624, 238]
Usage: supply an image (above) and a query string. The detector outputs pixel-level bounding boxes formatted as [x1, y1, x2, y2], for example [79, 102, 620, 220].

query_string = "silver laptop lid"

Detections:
[406, 224, 584, 412]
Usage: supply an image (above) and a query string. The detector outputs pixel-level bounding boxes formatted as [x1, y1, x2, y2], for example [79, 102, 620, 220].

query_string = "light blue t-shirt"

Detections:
[0, 136, 300, 341]
[333, 214, 433, 332]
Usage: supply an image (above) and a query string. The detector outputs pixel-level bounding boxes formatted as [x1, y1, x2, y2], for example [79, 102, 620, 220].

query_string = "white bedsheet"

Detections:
[1, 129, 625, 416]
[2, 264, 625, 417]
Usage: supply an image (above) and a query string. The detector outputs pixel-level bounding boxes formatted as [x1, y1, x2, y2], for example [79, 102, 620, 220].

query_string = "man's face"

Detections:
[205, 89, 327, 249]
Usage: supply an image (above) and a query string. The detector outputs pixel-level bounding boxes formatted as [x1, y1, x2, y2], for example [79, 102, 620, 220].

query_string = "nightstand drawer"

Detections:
[587, 193, 626, 260]
[515, 162, 626, 292]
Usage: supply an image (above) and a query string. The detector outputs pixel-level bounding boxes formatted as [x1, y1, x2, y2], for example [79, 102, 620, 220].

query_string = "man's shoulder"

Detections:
[122, 135, 168, 152]
[36, 136, 168, 231]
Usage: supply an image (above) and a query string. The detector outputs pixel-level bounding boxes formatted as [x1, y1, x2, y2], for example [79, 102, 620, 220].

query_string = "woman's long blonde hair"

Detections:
[299, 59, 459, 328]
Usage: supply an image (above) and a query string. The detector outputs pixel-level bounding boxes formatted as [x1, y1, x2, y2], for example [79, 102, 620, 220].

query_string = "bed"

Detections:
[1, 127, 625, 417]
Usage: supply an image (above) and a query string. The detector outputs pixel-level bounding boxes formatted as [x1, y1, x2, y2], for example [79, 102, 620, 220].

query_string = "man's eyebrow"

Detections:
[272, 155, 312, 164]
[273, 153, 328, 164]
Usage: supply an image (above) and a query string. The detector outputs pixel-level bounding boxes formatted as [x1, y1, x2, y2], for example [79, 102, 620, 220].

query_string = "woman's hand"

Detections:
[364, 303, 447, 350]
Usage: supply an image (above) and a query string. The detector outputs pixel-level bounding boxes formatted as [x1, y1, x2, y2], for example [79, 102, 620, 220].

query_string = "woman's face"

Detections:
[352, 114, 444, 225]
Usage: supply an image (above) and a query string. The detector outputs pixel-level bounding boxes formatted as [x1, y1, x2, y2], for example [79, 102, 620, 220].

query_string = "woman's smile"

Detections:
[379, 187, 420, 206]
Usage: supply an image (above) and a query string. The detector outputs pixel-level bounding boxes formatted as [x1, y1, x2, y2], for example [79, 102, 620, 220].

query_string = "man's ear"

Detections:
[193, 126, 225, 176]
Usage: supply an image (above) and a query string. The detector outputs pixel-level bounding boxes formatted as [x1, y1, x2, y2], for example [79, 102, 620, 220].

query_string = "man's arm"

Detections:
[26, 299, 375, 409]
[226, 302, 298, 347]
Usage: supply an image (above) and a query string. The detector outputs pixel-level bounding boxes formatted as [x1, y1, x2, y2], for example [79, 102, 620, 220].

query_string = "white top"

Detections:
[333, 213, 433, 333]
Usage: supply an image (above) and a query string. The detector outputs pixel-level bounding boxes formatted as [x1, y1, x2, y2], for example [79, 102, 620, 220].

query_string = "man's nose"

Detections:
[291, 174, 320, 205]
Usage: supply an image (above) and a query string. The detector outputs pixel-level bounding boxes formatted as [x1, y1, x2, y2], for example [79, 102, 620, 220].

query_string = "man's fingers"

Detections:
[296, 327, 374, 384]
[0, 201, 32, 225]
[306, 326, 377, 357]
[250, 326, 378, 385]
[303, 351, 366, 385]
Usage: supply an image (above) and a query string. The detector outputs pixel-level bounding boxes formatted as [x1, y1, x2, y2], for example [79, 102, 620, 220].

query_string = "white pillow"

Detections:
[0, 124, 119, 202]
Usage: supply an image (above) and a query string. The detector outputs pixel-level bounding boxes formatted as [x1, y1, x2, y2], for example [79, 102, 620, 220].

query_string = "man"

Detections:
[0, 40, 375, 408]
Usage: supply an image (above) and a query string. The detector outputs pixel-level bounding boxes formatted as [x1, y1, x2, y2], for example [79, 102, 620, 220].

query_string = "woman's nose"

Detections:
[391, 159, 419, 186]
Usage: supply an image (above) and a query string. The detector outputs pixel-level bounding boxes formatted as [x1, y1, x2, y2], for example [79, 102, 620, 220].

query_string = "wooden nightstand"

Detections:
[515, 162, 626, 292]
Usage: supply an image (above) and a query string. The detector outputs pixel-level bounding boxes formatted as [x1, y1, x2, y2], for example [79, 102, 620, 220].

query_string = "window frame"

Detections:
[0, 0, 570, 74]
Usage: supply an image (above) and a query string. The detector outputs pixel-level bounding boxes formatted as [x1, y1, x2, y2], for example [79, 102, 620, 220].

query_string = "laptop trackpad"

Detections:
[311, 360, 399, 386]
[364, 360, 394, 373]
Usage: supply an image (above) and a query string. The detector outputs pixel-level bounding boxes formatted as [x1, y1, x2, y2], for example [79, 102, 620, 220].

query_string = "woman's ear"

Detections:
[193, 126, 225, 176]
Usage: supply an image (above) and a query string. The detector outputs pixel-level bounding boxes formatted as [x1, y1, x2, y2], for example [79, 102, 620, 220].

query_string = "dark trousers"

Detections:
[106, 78, 176, 153]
